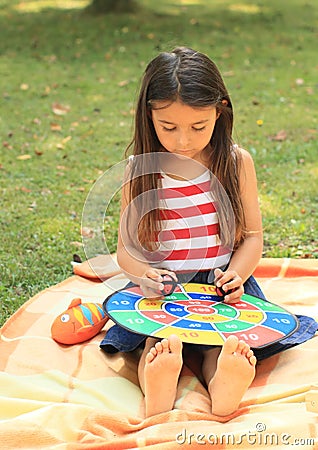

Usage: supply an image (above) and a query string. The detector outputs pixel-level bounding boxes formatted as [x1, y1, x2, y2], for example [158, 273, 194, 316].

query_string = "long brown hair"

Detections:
[125, 47, 245, 253]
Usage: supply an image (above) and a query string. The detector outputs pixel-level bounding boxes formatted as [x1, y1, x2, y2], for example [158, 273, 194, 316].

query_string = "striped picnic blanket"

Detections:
[0, 257, 317, 449]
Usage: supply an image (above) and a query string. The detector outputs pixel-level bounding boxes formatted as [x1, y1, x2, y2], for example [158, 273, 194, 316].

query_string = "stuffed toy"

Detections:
[51, 298, 108, 345]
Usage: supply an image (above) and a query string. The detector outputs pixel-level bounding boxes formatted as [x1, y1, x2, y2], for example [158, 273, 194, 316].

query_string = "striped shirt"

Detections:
[146, 170, 232, 272]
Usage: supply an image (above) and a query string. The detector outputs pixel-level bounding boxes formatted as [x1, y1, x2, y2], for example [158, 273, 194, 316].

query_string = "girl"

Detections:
[103, 47, 265, 418]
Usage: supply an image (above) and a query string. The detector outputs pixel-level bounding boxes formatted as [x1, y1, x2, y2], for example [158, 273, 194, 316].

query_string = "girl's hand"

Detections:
[214, 268, 244, 303]
[139, 268, 178, 298]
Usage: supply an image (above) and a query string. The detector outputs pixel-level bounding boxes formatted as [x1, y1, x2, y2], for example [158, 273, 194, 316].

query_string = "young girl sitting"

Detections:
[103, 46, 265, 418]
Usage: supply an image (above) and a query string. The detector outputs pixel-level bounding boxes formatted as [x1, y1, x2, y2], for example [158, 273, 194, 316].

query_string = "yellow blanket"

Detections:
[1, 258, 318, 449]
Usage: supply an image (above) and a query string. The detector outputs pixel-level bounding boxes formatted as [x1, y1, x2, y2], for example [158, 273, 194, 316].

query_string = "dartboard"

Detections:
[105, 283, 299, 348]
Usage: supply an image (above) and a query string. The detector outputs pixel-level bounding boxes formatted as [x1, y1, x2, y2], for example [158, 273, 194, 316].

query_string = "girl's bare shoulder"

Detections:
[233, 144, 253, 161]
[233, 145, 256, 173]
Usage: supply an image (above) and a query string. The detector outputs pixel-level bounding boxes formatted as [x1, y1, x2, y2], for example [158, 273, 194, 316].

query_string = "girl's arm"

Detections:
[215, 149, 263, 302]
[116, 170, 177, 297]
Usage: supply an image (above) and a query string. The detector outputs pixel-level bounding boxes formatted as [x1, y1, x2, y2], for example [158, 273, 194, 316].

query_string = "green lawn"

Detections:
[0, 0, 317, 325]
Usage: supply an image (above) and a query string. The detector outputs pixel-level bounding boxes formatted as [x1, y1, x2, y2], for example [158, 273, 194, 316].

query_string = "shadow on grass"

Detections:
[1, 0, 314, 59]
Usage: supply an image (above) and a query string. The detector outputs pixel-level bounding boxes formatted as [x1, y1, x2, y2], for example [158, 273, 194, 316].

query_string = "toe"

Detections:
[249, 354, 257, 366]
[237, 340, 247, 355]
[241, 342, 251, 356]
[145, 352, 155, 364]
[168, 334, 183, 354]
[145, 337, 159, 351]
[150, 347, 157, 357]
[155, 341, 164, 354]
[161, 339, 170, 353]
[223, 335, 239, 354]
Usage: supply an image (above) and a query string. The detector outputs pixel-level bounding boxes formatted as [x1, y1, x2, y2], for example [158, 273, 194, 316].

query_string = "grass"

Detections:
[0, 0, 317, 326]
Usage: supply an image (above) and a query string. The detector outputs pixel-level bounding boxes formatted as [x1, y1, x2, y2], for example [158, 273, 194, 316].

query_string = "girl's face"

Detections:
[151, 101, 218, 163]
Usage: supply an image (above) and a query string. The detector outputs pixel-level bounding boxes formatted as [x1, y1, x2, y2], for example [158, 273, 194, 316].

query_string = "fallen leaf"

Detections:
[223, 70, 235, 77]
[62, 136, 72, 144]
[118, 80, 129, 87]
[56, 136, 72, 149]
[269, 130, 287, 141]
[17, 154, 31, 160]
[52, 102, 70, 115]
[20, 83, 29, 91]
[71, 241, 83, 248]
[50, 122, 62, 131]
[81, 227, 95, 238]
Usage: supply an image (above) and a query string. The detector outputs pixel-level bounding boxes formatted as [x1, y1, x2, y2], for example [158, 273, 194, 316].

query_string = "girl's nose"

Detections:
[177, 131, 190, 148]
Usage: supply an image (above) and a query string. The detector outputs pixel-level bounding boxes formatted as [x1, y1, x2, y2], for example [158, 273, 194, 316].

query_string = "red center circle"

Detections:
[187, 306, 215, 315]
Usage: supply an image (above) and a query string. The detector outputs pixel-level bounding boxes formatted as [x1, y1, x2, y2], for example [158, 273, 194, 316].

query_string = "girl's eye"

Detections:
[193, 126, 206, 132]
[163, 127, 176, 132]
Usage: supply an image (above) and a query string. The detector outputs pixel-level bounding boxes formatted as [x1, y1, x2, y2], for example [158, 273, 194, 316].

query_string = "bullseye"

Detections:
[187, 305, 215, 314]
[105, 282, 299, 348]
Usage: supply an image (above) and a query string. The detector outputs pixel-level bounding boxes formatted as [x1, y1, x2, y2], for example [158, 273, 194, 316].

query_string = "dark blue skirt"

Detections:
[100, 273, 317, 360]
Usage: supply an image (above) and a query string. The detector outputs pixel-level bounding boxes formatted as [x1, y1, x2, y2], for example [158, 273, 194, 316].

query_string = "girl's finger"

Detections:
[142, 275, 164, 294]
[159, 269, 178, 282]
[224, 286, 244, 303]
[145, 269, 163, 282]
[223, 275, 242, 292]
[141, 285, 164, 298]
[214, 268, 225, 286]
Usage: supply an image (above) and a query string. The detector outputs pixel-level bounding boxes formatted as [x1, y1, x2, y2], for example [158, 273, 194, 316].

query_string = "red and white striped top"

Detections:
[147, 170, 232, 272]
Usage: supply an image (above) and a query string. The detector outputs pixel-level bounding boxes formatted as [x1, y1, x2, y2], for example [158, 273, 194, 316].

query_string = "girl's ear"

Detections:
[216, 99, 229, 119]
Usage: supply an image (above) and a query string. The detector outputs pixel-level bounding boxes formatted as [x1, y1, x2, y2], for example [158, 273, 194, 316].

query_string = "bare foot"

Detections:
[144, 334, 183, 417]
[208, 335, 256, 416]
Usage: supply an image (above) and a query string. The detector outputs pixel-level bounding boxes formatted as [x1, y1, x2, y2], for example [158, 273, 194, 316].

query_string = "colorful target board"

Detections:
[105, 283, 299, 348]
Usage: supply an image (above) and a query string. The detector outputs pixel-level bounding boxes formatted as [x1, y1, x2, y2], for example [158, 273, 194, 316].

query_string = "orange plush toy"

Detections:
[51, 298, 108, 345]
